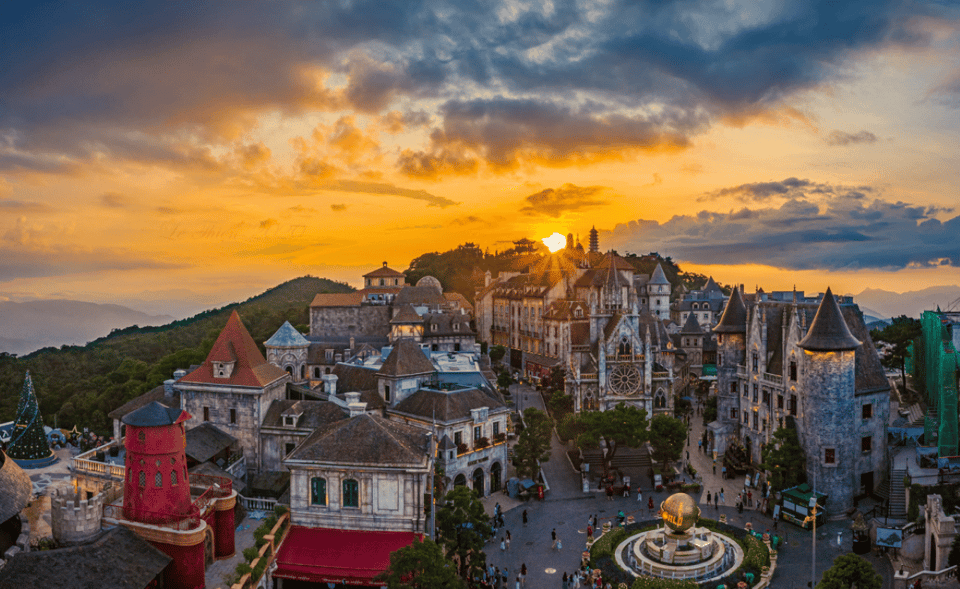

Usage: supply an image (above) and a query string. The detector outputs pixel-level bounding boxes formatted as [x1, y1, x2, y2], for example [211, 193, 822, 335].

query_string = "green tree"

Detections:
[818, 554, 882, 589]
[576, 403, 648, 472]
[702, 396, 717, 425]
[512, 408, 553, 480]
[547, 390, 574, 419]
[488, 345, 506, 365]
[948, 533, 960, 570]
[375, 537, 464, 589]
[648, 414, 687, 472]
[871, 315, 922, 386]
[434, 487, 491, 582]
[540, 365, 565, 394]
[497, 370, 513, 390]
[760, 427, 806, 492]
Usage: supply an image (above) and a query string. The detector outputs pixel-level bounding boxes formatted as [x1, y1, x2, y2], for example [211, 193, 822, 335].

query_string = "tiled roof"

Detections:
[377, 340, 435, 376]
[390, 387, 507, 423]
[122, 401, 190, 427]
[107, 384, 179, 420]
[798, 288, 862, 351]
[390, 304, 423, 324]
[444, 292, 474, 312]
[713, 287, 747, 333]
[179, 311, 289, 388]
[287, 414, 429, 466]
[265, 321, 310, 347]
[680, 312, 703, 335]
[703, 276, 723, 294]
[310, 292, 363, 307]
[422, 312, 475, 336]
[571, 322, 591, 346]
[0, 526, 171, 589]
[363, 264, 405, 278]
[649, 263, 670, 285]
[184, 422, 237, 463]
[395, 285, 446, 307]
[262, 400, 348, 429]
[331, 363, 380, 393]
[0, 450, 31, 524]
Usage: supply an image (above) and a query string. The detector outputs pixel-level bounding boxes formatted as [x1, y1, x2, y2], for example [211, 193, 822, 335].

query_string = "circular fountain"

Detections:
[614, 493, 744, 584]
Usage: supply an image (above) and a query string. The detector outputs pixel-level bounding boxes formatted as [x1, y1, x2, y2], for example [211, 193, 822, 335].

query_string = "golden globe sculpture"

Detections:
[659, 492, 700, 533]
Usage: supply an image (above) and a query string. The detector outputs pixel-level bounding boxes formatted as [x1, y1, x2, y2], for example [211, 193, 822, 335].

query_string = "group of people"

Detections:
[476, 563, 527, 589]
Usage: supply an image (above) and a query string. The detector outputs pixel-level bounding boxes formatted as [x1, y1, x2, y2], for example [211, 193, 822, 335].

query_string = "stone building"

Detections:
[264, 321, 310, 384]
[177, 311, 290, 477]
[713, 287, 890, 514]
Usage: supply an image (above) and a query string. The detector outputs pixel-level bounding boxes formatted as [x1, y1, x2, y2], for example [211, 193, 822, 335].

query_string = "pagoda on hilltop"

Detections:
[7, 371, 58, 468]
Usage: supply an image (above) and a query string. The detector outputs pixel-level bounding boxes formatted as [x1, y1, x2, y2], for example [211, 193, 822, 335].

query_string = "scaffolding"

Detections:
[912, 311, 960, 458]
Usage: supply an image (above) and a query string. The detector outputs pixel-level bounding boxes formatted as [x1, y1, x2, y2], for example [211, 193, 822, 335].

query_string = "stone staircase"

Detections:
[888, 468, 907, 519]
[609, 446, 652, 471]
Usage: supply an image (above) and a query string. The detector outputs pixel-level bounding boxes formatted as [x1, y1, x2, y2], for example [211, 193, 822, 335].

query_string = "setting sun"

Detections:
[542, 232, 566, 253]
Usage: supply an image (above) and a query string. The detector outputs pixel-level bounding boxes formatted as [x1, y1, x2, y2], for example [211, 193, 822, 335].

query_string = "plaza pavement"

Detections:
[481, 386, 894, 589]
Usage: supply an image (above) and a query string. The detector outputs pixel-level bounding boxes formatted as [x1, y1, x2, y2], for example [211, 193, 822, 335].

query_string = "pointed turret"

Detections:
[7, 371, 57, 467]
[798, 287, 861, 351]
[649, 263, 670, 285]
[713, 286, 747, 333]
[180, 311, 288, 387]
[703, 276, 722, 294]
[264, 321, 309, 348]
[680, 312, 703, 335]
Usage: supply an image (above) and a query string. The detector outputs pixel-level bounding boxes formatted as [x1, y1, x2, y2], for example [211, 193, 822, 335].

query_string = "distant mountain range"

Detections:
[853, 285, 960, 320]
[0, 300, 174, 356]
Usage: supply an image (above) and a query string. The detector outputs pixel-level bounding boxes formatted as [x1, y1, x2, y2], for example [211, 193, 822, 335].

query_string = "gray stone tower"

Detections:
[797, 287, 861, 513]
[264, 321, 310, 383]
[713, 286, 747, 455]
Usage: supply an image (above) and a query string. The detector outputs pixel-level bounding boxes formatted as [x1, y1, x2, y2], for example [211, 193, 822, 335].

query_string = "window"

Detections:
[824, 448, 836, 464]
[384, 385, 391, 403]
[285, 443, 296, 456]
[752, 383, 758, 403]
[730, 408, 738, 420]
[789, 395, 798, 415]
[138, 430, 145, 443]
[862, 404, 873, 419]
[493, 421, 500, 436]
[311, 478, 327, 505]
[326, 349, 334, 362]
[752, 412, 758, 429]
[861, 437, 872, 453]
[203, 406, 210, 422]
[155, 472, 162, 487]
[474, 425, 482, 442]
[314, 367, 321, 378]
[777, 395, 784, 410]
[342, 479, 359, 508]
[230, 409, 237, 424]
[171, 470, 178, 486]
[139, 471, 145, 488]
[752, 352, 758, 372]
[789, 360, 798, 381]
[762, 390, 770, 406]
[454, 431, 462, 446]
[730, 382, 737, 394]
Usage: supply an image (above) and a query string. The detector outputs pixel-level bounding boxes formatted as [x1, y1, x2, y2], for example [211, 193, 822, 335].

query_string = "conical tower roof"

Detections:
[122, 401, 191, 427]
[703, 276, 722, 294]
[680, 312, 703, 335]
[0, 450, 32, 523]
[264, 321, 309, 347]
[7, 371, 56, 465]
[649, 263, 670, 285]
[390, 303, 424, 324]
[180, 311, 288, 387]
[798, 288, 861, 351]
[713, 286, 747, 333]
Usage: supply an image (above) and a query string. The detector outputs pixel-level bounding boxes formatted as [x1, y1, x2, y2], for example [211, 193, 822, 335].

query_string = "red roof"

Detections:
[179, 311, 288, 388]
[363, 264, 405, 278]
[274, 526, 419, 585]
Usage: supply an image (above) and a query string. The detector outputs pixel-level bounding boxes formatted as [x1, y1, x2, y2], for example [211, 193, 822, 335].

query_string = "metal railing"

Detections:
[103, 503, 202, 531]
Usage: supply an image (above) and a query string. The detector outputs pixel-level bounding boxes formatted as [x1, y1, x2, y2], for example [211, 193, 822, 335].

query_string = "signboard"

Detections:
[876, 527, 903, 548]
[772, 505, 780, 521]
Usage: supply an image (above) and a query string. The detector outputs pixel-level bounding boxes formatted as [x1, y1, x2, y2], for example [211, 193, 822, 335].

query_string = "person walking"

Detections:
[572, 570, 581, 589]
[719, 488, 724, 504]
[506, 530, 511, 550]
[501, 537, 506, 551]
[714, 493, 718, 509]
[647, 496, 655, 517]
[747, 490, 753, 508]
[706, 491, 711, 505]
[551, 528, 557, 549]
[522, 509, 528, 527]
[637, 488, 642, 504]
[520, 564, 527, 588]
[515, 576, 521, 589]
[563, 572, 569, 589]
[586, 523, 593, 541]
[593, 514, 598, 529]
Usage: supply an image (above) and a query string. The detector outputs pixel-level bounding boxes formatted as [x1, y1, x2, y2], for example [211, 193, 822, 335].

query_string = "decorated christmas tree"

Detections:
[7, 371, 56, 466]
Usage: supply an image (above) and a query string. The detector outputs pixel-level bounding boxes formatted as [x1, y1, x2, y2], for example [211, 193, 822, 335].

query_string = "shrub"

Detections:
[274, 504, 289, 517]
[631, 578, 699, 589]
[243, 547, 259, 562]
[235, 563, 252, 577]
[590, 527, 629, 564]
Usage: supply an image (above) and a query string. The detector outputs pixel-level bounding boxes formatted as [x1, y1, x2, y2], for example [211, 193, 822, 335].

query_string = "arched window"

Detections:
[139, 471, 145, 488]
[342, 479, 359, 508]
[171, 470, 178, 486]
[300, 365, 306, 379]
[654, 391, 667, 409]
[311, 477, 327, 505]
[285, 366, 293, 375]
[155, 471, 163, 487]
[618, 337, 631, 356]
[138, 430, 145, 443]
[313, 367, 321, 378]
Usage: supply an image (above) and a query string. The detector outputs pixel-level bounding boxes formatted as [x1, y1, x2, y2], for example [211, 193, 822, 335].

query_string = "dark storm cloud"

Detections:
[825, 130, 879, 146]
[608, 188, 960, 270]
[0, 1, 955, 178]
[520, 184, 611, 217]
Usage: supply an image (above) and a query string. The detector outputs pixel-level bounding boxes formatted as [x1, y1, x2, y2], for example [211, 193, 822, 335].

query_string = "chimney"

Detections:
[163, 379, 175, 398]
[173, 369, 187, 380]
[349, 336, 355, 353]
[344, 392, 361, 405]
[321, 373, 338, 396]
[348, 402, 367, 417]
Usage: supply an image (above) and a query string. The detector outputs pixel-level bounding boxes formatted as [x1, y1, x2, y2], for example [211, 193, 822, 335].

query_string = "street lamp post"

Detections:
[807, 496, 818, 588]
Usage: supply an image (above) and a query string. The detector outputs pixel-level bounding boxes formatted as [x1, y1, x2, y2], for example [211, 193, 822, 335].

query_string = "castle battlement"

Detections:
[50, 483, 106, 545]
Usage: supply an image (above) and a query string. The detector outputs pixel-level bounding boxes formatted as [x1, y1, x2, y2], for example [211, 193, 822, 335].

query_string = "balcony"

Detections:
[445, 439, 508, 468]
[73, 439, 126, 481]
[736, 364, 748, 379]
[761, 372, 783, 386]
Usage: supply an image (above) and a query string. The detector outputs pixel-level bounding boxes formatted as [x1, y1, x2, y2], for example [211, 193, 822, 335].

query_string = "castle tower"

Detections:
[713, 286, 747, 455]
[265, 320, 310, 382]
[589, 226, 599, 253]
[7, 371, 57, 468]
[122, 402, 194, 524]
[798, 287, 861, 513]
[648, 263, 671, 318]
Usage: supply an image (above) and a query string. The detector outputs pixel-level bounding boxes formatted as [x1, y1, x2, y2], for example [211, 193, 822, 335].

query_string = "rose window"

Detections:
[608, 365, 641, 395]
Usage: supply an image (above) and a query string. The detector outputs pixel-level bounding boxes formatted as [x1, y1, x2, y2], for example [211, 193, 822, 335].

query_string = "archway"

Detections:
[744, 436, 753, 465]
[285, 366, 293, 376]
[490, 462, 502, 493]
[654, 390, 667, 409]
[473, 468, 484, 496]
[454, 474, 467, 488]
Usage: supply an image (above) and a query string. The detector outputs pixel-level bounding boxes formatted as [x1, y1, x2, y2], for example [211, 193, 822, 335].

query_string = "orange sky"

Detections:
[1, 3, 959, 316]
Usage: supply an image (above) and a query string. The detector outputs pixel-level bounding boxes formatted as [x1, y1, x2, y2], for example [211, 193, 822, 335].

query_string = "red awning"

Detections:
[274, 526, 420, 585]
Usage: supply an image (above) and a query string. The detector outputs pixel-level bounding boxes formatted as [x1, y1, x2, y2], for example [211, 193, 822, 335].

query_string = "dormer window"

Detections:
[283, 415, 296, 427]
[214, 361, 235, 379]
[453, 323, 459, 331]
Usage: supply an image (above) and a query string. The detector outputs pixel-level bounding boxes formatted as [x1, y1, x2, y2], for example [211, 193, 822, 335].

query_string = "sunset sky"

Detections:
[2, 1, 959, 315]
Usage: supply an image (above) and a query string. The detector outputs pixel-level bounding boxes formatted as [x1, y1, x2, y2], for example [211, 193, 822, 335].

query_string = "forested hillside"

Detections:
[0, 276, 352, 434]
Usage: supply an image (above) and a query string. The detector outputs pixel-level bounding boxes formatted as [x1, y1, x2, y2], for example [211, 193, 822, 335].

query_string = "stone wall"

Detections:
[310, 306, 391, 338]
[50, 484, 105, 545]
